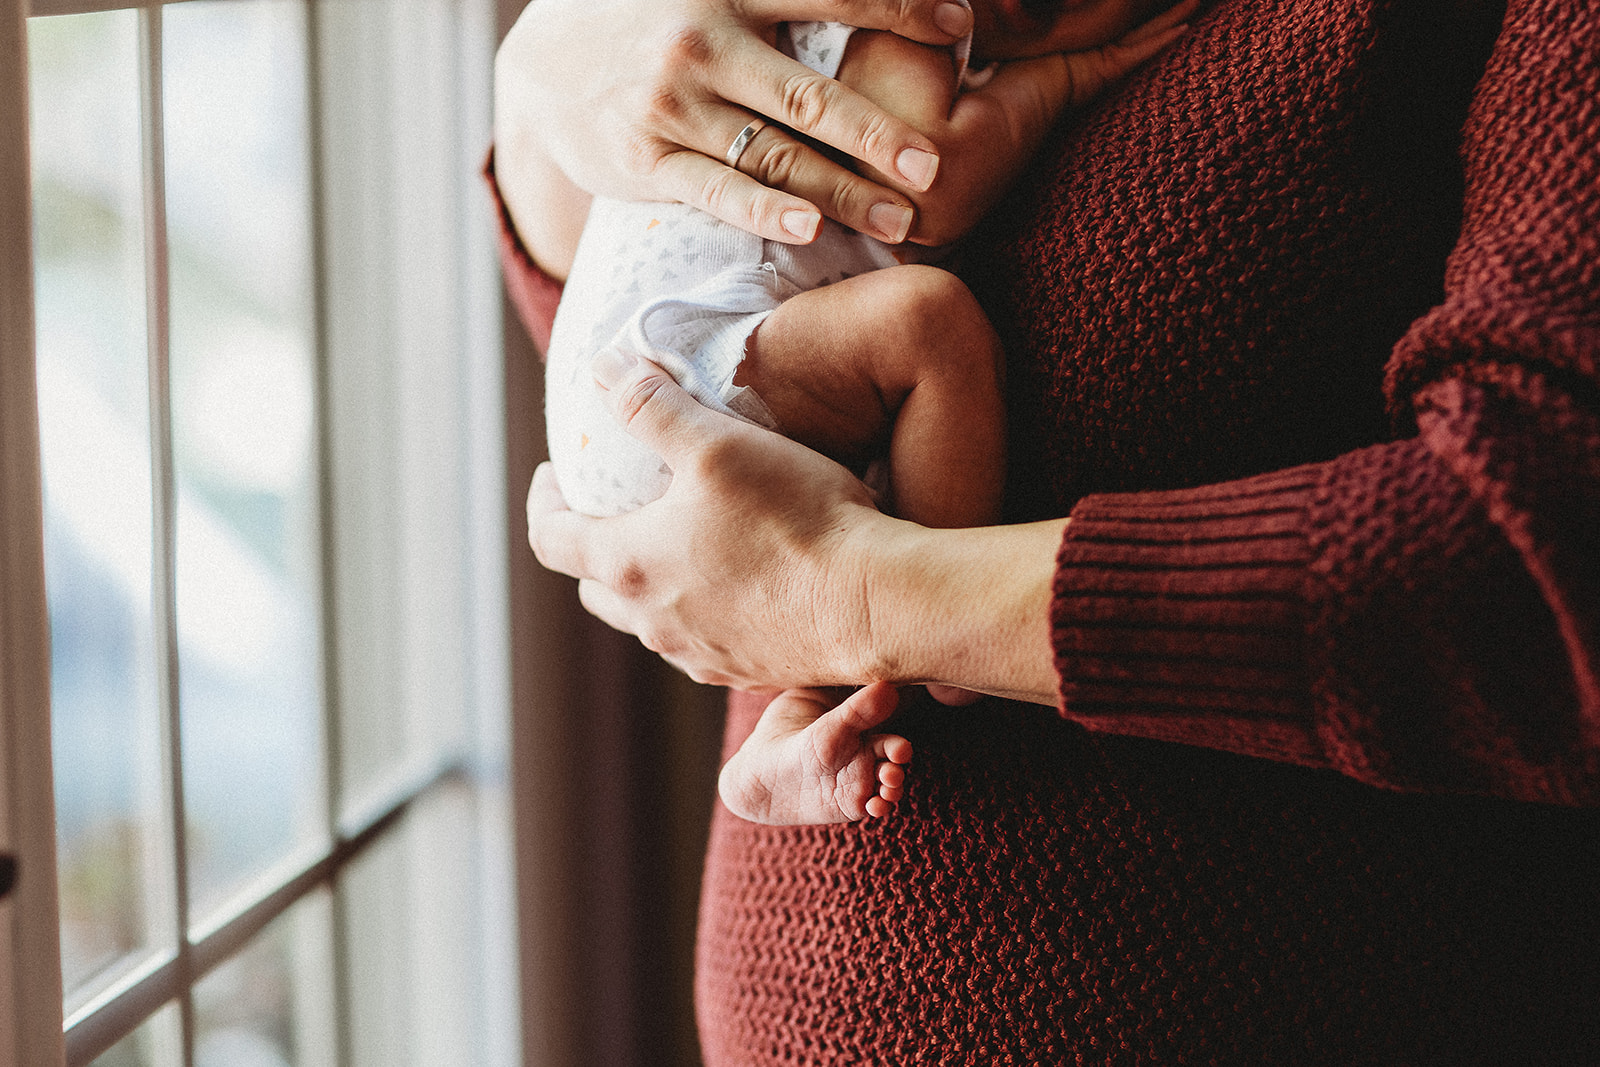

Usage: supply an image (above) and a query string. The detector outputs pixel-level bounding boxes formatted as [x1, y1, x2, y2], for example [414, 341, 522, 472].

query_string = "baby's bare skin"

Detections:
[719, 683, 911, 824]
[739, 265, 1007, 528]
[717, 2, 1195, 826]
[719, 264, 1003, 825]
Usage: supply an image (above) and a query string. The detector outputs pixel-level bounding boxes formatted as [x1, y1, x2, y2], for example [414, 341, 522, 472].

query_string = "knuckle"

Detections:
[638, 32, 711, 125]
[638, 625, 679, 658]
[645, 81, 690, 125]
[827, 170, 909, 230]
[620, 132, 668, 179]
[661, 25, 716, 70]
[742, 198, 780, 239]
[778, 72, 836, 133]
[611, 559, 649, 600]
[529, 522, 560, 567]
[612, 369, 669, 429]
[697, 165, 744, 220]
[827, 170, 875, 218]
[851, 110, 899, 168]
[685, 432, 744, 481]
[527, 522, 566, 574]
[748, 133, 804, 189]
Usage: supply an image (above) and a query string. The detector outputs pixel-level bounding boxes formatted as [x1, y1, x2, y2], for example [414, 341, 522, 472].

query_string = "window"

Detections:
[2, 0, 516, 1064]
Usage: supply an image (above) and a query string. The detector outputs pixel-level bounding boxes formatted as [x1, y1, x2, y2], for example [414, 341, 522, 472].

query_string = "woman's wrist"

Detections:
[855, 516, 1067, 705]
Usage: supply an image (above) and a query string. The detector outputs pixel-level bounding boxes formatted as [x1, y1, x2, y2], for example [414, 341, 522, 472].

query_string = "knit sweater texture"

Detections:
[492, 0, 1600, 1060]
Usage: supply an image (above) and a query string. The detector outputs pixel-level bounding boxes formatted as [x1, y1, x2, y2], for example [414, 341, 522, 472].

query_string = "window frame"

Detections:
[1, 0, 68, 1057]
[3, 0, 516, 1062]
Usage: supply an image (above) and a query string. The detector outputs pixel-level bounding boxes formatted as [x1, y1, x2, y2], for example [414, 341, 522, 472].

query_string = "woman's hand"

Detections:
[529, 344, 892, 689]
[527, 348, 1066, 704]
[493, 0, 974, 256]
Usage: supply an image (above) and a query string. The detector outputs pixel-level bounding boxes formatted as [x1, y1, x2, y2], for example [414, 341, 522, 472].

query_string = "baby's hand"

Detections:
[1027, 0, 1200, 109]
[888, 0, 1197, 245]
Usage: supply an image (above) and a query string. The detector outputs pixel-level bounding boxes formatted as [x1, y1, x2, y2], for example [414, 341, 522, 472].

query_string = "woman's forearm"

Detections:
[864, 517, 1066, 704]
[527, 348, 1068, 702]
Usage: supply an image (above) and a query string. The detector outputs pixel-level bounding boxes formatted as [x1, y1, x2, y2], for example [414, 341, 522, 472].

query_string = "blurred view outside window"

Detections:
[24, 0, 513, 1064]
[162, 0, 326, 928]
[31, 6, 169, 1005]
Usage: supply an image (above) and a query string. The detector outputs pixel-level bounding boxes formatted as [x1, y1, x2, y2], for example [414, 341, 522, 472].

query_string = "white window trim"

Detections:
[3, 0, 515, 1062]
[0, 0, 68, 1062]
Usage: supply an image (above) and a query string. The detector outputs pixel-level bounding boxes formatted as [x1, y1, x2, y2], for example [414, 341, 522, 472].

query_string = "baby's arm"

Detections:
[837, 2, 1194, 245]
[737, 263, 1006, 529]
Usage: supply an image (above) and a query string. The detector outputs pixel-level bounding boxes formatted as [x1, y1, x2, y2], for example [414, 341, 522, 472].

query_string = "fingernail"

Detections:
[592, 345, 637, 389]
[781, 209, 820, 242]
[896, 147, 939, 190]
[868, 202, 914, 244]
[934, 1, 972, 36]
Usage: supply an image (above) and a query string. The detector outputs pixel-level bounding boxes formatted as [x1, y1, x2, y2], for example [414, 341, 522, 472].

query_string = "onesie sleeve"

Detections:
[1050, 0, 1600, 806]
[483, 148, 564, 355]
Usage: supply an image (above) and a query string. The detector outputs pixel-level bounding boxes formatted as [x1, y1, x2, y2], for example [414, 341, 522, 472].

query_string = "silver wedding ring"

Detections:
[724, 118, 765, 169]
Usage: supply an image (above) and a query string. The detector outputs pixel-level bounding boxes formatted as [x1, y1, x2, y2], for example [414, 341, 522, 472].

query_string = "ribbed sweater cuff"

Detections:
[1053, 466, 1327, 768]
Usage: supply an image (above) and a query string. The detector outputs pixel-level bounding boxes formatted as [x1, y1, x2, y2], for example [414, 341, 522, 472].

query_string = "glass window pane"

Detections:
[30, 9, 175, 1006]
[161, 0, 326, 922]
[317, 0, 474, 822]
[343, 813, 413, 1067]
[194, 892, 337, 1067]
[344, 784, 490, 1067]
[88, 1002, 184, 1067]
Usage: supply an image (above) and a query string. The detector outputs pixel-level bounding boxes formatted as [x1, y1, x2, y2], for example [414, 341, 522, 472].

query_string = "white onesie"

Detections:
[545, 20, 973, 517]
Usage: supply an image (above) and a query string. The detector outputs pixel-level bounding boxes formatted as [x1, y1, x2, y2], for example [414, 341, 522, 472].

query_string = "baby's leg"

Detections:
[718, 267, 1004, 825]
[718, 683, 911, 825]
[736, 263, 1005, 530]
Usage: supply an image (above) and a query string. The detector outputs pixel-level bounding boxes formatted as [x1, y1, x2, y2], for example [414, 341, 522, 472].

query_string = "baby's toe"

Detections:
[873, 735, 913, 765]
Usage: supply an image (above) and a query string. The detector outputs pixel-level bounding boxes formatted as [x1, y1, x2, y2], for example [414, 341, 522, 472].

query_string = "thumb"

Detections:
[591, 342, 744, 467]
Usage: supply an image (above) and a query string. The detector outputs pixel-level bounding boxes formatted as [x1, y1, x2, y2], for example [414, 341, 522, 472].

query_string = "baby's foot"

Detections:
[719, 682, 912, 826]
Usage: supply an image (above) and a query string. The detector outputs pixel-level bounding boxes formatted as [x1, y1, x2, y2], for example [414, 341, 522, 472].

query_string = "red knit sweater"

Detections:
[493, 0, 1600, 1060]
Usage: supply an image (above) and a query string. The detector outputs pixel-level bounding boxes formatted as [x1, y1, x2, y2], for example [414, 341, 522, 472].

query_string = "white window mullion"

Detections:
[0, 2, 66, 1066]
[301, 0, 358, 1059]
[61, 757, 451, 1063]
[134, 6, 198, 1066]
[27, 0, 129, 16]
[15, 0, 517, 1060]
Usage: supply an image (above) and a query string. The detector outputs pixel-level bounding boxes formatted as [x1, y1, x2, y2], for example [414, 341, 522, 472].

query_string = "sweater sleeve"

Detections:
[483, 148, 564, 354]
[1052, 0, 1600, 806]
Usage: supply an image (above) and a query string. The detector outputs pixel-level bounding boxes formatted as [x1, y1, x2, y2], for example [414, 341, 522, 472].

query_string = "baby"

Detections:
[545, 0, 1193, 824]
